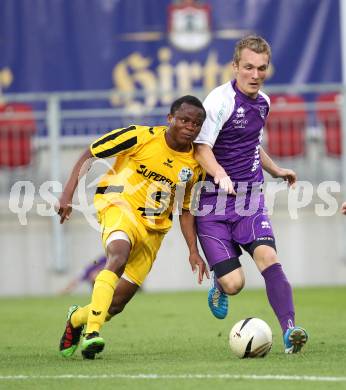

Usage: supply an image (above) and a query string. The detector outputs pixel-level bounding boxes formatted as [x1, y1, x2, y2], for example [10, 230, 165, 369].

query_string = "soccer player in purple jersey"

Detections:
[59, 256, 107, 294]
[193, 35, 308, 353]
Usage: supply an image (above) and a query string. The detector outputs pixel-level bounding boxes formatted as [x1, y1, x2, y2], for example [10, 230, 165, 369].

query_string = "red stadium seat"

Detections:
[0, 103, 37, 168]
[266, 95, 307, 158]
[316, 93, 342, 157]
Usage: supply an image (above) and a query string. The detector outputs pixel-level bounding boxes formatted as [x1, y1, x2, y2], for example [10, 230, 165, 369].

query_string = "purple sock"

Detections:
[261, 263, 295, 334]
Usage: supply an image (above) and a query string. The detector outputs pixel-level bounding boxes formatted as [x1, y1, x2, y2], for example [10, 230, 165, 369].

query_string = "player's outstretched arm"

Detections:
[260, 147, 297, 187]
[58, 278, 79, 295]
[179, 209, 209, 284]
[57, 149, 94, 223]
[194, 143, 236, 194]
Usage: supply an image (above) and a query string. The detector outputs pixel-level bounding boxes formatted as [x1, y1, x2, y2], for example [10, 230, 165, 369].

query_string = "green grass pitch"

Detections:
[1, 287, 345, 390]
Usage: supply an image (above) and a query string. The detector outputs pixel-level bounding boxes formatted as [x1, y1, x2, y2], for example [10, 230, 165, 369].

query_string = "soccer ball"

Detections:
[229, 318, 272, 358]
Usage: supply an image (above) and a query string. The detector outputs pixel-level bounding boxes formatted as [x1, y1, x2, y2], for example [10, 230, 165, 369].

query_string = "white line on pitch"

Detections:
[0, 374, 345, 382]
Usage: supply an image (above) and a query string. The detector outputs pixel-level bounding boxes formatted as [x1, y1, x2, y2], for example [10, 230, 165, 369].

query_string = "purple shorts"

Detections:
[196, 207, 275, 269]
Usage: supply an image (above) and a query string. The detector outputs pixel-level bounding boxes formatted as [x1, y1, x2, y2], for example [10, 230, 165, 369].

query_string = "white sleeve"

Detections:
[195, 84, 234, 148]
[259, 90, 271, 112]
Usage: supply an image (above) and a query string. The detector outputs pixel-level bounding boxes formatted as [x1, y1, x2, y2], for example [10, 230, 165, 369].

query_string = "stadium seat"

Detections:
[316, 93, 342, 157]
[265, 94, 307, 158]
[0, 103, 37, 168]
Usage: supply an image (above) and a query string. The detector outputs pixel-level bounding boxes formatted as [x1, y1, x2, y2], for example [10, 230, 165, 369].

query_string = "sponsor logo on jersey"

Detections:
[259, 105, 267, 119]
[233, 106, 248, 128]
[261, 221, 271, 229]
[137, 164, 176, 189]
[178, 167, 193, 182]
[236, 106, 245, 118]
[163, 158, 174, 168]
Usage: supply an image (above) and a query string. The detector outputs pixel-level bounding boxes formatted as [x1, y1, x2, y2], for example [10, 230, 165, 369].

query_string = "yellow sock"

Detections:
[71, 304, 90, 328]
[85, 269, 118, 334]
[71, 305, 112, 327]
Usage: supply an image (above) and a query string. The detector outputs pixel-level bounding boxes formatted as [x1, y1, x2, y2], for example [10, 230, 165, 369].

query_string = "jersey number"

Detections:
[137, 190, 170, 217]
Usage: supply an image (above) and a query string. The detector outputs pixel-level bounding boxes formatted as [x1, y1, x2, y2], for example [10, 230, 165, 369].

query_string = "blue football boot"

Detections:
[284, 326, 308, 353]
[208, 274, 228, 319]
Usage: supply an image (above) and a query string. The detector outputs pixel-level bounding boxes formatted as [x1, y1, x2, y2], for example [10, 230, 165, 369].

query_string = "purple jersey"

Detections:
[194, 80, 270, 217]
[195, 79, 270, 186]
[194, 80, 275, 263]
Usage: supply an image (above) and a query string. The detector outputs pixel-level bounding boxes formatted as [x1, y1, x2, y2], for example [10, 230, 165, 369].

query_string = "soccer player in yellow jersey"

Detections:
[58, 95, 209, 359]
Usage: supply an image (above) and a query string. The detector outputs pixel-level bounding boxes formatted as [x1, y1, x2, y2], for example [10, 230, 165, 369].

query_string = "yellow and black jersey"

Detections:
[90, 125, 203, 233]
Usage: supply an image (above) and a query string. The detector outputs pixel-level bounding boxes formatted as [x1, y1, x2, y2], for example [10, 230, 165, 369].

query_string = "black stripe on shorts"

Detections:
[242, 236, 276, 257]
[213, 257, 242, 278]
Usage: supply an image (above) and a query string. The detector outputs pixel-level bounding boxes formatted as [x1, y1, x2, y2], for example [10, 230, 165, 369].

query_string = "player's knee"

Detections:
[217, 265, 244, 295]
[220, 278, 244, 295]
[253, 246, 278, 270]
[260, 252, 277, 269]
[266, 252, 278, 266]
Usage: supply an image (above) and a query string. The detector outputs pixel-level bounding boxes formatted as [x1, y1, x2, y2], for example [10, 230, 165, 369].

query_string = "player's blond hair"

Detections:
[233, 35, 271, 64]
